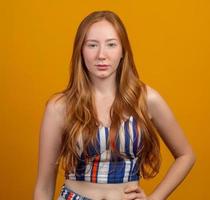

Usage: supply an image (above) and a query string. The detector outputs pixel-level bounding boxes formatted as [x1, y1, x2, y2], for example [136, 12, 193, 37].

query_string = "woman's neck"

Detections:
[91, 78, 117, 97]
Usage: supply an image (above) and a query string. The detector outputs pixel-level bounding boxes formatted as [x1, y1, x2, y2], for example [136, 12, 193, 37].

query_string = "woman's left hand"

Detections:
[123, 185, 152, 200]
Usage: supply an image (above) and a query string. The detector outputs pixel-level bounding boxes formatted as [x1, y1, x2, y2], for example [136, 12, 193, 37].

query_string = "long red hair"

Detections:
[49, 10, 161, 179]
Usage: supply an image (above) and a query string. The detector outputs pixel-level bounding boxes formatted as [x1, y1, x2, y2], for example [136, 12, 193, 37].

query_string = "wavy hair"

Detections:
[50, 10, 161, 179]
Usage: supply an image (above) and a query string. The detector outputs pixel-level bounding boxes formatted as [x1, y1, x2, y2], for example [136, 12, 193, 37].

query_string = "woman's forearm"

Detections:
[149, 153, 196, 200]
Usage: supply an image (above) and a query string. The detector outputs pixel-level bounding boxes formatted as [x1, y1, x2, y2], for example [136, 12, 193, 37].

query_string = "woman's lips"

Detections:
[96, 64, 109, 67]
[96, 64, 110, 70]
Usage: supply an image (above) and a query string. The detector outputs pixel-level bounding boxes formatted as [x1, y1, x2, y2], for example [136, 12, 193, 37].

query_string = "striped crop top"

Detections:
[65, 116, 143, 184]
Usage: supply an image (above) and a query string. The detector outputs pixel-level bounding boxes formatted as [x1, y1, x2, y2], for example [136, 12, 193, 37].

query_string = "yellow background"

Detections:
[1, 0, 210, 199]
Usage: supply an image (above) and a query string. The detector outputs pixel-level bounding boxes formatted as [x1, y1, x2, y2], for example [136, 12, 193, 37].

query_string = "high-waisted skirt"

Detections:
[57, 184, 92, 200]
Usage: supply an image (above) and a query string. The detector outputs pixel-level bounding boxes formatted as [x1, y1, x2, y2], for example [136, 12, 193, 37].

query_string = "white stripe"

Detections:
[84, 163, 91, 181]
[137, 127, 142, 150]
[131, 157, 138, 176]
[98, 127, 106, 154]
[128, 116, 134, 158]
[119, 122, 125, 153]
[68, 173, 76, 180]
[123, 159, 131, 182]
[63, 190, 68, 196]
[97, 128, 110, 183]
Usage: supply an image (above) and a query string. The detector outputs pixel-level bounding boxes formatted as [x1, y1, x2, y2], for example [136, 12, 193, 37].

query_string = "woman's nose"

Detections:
[97, 46, 106, 60]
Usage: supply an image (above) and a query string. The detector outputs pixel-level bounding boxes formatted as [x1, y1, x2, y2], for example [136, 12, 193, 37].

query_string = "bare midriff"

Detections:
[64, 179, 139, 200]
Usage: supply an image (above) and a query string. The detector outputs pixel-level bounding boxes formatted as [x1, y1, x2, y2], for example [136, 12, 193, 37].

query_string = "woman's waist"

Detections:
[64, 179, 139, 200]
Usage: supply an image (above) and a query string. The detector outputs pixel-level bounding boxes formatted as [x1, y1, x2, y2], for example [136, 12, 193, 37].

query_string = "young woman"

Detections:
[34, 10, 196, 200]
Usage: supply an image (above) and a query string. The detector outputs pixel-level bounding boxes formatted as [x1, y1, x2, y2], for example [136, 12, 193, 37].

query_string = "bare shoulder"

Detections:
[145, 84, 160, 120]
[44, 93, 67, 129]
[145, 84, 161, 103]
[145, 84, 170, 120]
[46, 93, 66, 111]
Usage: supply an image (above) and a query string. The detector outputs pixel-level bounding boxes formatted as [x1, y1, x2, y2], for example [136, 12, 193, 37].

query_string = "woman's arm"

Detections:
[34, 94, 66, 200]
[146, 85, 196, 200]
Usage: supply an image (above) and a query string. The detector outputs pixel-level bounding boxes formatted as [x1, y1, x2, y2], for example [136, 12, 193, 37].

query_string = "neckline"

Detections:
[98, 116, 132, 129]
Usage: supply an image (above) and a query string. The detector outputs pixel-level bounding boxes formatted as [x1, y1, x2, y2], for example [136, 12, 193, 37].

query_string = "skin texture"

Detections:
[122, 84, 196, 200]
[82, 20, 123, 126]
[33, 85, 196, 200]
[82, 20, 123, 82]
[34, 19, 196, 200]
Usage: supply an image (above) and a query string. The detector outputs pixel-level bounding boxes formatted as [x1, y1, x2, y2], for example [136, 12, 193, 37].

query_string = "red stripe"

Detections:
[110, 127, 116, 150]
[67, 192, 74, 200]
[91, 155, 100, 183]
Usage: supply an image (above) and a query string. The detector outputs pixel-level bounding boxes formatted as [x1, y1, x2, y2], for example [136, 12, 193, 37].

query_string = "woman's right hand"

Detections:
[123, 185, 147, 200]
[122, 185, 160, 200]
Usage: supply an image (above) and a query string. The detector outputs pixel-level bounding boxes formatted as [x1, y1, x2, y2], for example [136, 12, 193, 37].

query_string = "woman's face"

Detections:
[82, 20, 123, 80]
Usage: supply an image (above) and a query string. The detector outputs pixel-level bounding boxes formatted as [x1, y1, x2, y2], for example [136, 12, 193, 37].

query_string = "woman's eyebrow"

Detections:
[85, 38, 118, 42]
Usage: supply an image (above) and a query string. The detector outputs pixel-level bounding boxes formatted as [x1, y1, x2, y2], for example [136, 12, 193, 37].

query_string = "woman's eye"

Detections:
[108, 43, 117, 47]
[87, 44, 97, 48]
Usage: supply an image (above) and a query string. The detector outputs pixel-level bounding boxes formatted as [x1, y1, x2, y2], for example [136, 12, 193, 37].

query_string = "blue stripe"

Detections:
[105, 127, 109, 150]
[87, 130, 101, 156]
[75, 153, 85, 181]
[108, 160, 125, 183]
[72, 195, 77, 200]
[128, 159, 133, 181]
[130, 159, 140, 181]
[124, 119, 131, 157]
[96, 129, 101, 152]
[132, 117, 138, 156]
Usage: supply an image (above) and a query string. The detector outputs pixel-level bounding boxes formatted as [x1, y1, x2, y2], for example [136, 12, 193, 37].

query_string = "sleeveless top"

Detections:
[65, 116, 143, 184]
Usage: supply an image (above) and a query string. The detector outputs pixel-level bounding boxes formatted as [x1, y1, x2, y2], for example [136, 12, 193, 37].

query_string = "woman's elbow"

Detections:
[33, 184, 54, 200]
[189, 150, 196, 166]
[183, 148, 196, 168]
